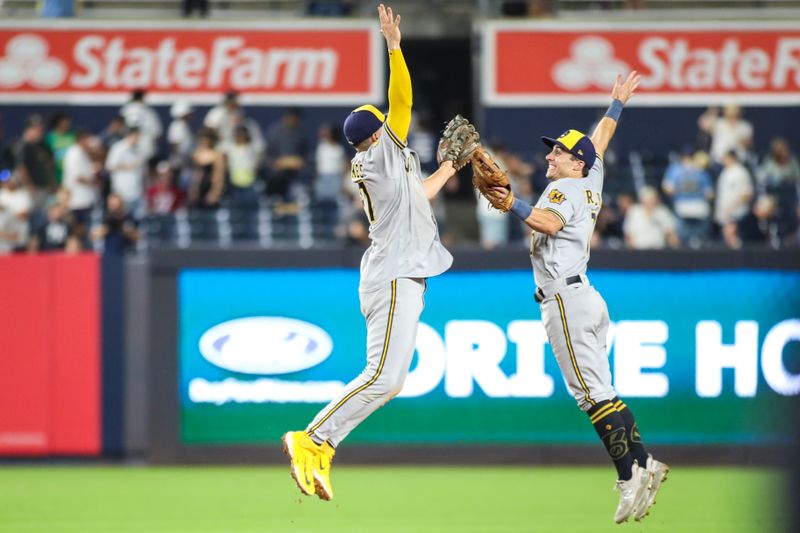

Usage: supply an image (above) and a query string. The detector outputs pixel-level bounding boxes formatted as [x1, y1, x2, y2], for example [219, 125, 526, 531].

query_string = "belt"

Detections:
[535, 274, 583, 303]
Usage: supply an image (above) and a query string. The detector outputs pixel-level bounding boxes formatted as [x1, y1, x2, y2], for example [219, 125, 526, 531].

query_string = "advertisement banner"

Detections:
[179, 268, 800, 446]
[0, 21, 382, 105]
[482, 22, 800, 106]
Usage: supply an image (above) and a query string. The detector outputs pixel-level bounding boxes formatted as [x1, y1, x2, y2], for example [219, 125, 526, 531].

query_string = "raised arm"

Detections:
[379, 4, 412, 143]
[590, 71, 640, 161]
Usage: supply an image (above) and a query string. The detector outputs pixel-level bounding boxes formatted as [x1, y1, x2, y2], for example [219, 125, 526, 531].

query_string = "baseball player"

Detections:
[282, 4, 466, 501]
[484, 72, 669, 524]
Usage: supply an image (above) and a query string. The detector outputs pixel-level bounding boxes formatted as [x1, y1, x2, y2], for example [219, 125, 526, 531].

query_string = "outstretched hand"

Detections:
[378, 4, 401, 50]
[611, 71, 641, 105]
[490, 186, 509, 201]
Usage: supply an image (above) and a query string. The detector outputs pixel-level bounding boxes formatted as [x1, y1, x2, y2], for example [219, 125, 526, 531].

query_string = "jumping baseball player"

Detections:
[475, 72, 669, 524]
[282, 4, 478, 501]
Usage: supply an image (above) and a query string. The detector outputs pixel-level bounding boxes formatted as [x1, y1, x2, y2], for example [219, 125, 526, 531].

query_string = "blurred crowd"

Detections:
[585, 104, 800, 251]
[0, 93, 797, 255]
[0, 90, 358, 253]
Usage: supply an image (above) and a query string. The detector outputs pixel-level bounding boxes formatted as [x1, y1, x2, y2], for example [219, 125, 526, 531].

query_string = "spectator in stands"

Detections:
[188, 128, 225, 209]
[265, 108, 309, 206]
[306, 0, 353, 16]
[106, 126, 147, 218]
[147, 161, 185, 215]
[99, 115, 126, 152]
[501, 0, 555, 16]
[0, 116, 13, 173]
[409, 112, 453, 242]
[182, 0, 209, 18]
[739, 194, 781, 248]
[45, 112, 75, 186]
[167, 100, 195, 187]
[474, 146, 510, 249]
[623, 186, 680, 249]
[13, 114, 55, 215]
[225, 125, 260, 210]
[228, 111, 265, 160]
[28, 201, 80, 252]
[661, 148, 714, 248]
[204, 91, 240, 147]
[92, 193, 140, 255]
[757, 137, 800, 243]
[408, 112, 438, 175]
[0, 169, 31, 252]
[48, 186, 72, 214]
[40, 0, 74, 17]
[345, 210, 370, 247]
[314, 124, 346, 226]
[698, 104, 753, 166]
[146, 162, 184, 244]
[62, 129, 98, 244]
[714, 150, 754, 249]
[0, 205, 24, 254]
[592, 192, 631, 249]
[495, 143, 535, 244]
[120, 89, 162, 160]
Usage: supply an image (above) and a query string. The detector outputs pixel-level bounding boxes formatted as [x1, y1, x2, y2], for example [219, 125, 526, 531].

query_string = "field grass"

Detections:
[0, 465, 789, 533]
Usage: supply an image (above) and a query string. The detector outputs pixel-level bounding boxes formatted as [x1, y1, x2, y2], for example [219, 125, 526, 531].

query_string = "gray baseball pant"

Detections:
[539, 278, 616, 411]
[306, 278, 425, 447]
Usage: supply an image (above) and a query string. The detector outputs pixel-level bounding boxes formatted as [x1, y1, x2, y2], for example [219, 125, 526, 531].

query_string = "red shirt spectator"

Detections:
[146, 162, 185, 214]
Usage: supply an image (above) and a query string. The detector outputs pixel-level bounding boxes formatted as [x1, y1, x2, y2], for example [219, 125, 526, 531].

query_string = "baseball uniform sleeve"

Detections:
[385, 49, 412, 145]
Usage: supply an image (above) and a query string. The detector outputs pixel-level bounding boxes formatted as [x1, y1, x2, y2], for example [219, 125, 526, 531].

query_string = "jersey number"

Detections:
[357, 181, 376, 224]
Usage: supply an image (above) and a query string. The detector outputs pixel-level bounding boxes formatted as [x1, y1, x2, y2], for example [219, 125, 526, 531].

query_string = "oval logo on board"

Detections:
[198, 317, 333, 375]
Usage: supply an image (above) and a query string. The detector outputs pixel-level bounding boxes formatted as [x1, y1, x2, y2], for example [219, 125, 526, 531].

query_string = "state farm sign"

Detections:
[483, 22, 800, 106]
[0, 21, 383, 105]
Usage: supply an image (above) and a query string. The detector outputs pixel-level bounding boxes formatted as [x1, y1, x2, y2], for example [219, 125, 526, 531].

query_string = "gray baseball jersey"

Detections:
[352, 122, 453, 293]
[530, 157, 616, 411]
[530, 157, 604, 287]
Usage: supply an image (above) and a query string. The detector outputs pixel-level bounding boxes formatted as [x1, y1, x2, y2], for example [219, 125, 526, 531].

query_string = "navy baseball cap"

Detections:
[343, 105, 385, 146]
[541, 129, 597, 170]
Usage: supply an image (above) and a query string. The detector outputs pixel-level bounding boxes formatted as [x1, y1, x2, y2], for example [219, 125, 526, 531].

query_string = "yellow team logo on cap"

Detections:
[352, 104, 386, 123]
[548, 189, 566, 205]
[557, 129, 586, 150]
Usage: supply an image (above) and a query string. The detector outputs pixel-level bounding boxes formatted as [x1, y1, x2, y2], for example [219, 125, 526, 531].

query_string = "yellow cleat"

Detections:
[281, 431, 317, 496]
[313, 441, 336, 501]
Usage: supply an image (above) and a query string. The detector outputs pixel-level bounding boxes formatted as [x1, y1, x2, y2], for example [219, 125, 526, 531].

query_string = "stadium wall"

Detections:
[137, 247, 800, 465]
[0, 254, 102, 457]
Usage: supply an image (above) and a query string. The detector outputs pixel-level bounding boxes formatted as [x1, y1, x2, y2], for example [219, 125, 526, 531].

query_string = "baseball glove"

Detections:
[436, 115, 480, 170]
[471, 146, 514, 212]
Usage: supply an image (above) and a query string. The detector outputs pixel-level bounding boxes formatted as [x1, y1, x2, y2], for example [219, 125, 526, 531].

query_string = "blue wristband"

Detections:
[605, 99, 623, 122]
[510, 197, 533, 221]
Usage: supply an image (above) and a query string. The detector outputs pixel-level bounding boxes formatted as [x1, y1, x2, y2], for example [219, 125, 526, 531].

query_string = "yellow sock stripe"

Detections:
[544, 207, 567, 228]
[309, 280, 397, 433]
[383, 123, 406, 149]
[555, 293, 595, 406]
[590, 403, 617, 424]
[614, 400, 626, 411]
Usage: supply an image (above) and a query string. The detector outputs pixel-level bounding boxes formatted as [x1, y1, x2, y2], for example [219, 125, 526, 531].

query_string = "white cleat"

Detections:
[614, 462, 651, 524]
[635, 454, 670, 521]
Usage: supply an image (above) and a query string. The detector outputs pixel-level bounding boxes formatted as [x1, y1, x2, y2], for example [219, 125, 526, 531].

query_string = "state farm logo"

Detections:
[552, 36, 630, 91]
[0, 34, 66, 88]
[198, 316, 334, 375]
[70, 36, 339, 90]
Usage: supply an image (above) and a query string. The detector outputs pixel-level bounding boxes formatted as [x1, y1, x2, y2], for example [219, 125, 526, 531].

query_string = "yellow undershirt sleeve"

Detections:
[386, 49, 412, 144]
